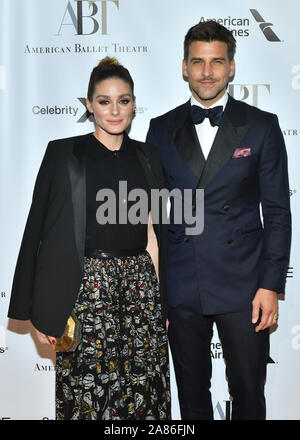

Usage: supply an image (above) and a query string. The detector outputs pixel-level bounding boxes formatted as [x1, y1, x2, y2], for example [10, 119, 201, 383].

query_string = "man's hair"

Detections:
[184, 20, 236, 61]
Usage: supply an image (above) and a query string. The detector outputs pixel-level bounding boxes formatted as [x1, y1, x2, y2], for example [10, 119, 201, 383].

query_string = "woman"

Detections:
[8, 57, 171, 420]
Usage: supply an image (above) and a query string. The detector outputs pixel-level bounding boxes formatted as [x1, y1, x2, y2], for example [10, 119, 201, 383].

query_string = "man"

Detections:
[146, 20, 291, 420]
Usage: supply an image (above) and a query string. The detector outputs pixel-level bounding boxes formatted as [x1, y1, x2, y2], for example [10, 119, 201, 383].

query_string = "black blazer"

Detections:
[8, 132, 168, 337]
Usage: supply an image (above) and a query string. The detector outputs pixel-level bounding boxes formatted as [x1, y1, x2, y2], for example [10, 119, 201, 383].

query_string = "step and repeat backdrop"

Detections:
[0, 0, 299, 420]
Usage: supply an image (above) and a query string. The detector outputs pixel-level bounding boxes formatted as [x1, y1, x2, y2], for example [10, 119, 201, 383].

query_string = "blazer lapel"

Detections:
[171, 101, 206, 179]
[197, 95, 250, 189]
[134, 141, 161, 190]
[68, 135, 88, 268]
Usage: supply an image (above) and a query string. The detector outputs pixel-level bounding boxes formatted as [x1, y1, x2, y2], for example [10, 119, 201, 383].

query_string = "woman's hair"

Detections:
[87, 56, 134, 101]
[184, 20, 236, 61]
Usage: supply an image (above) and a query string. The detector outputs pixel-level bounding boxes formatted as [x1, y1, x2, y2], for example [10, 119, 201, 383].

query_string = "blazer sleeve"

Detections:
[8, 141, 56, 320]
[146, 118, 158, 147]
[147, 141, 169, 322]
[259, 114, 292, 293]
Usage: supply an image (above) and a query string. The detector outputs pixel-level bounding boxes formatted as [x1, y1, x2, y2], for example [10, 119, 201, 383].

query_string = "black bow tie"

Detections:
[190, 105, 223, 127]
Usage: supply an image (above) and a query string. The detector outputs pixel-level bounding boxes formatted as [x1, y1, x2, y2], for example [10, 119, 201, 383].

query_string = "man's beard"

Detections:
[192, 82, 228, 102]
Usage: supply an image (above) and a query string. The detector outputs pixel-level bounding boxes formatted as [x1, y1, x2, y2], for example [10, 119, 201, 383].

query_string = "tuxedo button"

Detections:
[223, 205, 230, 212]
[227, 239, 234, 244]
[183, 237, 189, 243]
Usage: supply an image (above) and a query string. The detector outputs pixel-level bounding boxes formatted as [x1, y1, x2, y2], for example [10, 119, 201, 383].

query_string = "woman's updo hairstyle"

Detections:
[87, 57, 134, 101]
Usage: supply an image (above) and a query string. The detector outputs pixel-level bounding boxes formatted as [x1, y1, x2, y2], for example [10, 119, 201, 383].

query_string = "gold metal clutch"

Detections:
[54, 312, 82, 352]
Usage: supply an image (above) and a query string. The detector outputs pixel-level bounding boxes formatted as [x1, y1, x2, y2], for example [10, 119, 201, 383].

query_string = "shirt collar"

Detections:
[90, 131, 134, 155]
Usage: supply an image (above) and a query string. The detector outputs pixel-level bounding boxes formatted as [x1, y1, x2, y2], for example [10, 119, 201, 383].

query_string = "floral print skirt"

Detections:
[55, 251, 171, 420]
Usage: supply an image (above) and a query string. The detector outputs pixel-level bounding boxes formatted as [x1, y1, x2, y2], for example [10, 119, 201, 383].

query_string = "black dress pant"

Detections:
[168, 304, 269, 420]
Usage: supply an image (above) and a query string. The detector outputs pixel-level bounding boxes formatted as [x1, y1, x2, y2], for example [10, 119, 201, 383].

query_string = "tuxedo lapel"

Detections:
[171, 101, 206, 179]
[68, 135, 88, 267]
[197, 96, 250, 189]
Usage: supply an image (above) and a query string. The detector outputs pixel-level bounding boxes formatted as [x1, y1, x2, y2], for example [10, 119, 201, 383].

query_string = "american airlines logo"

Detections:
[214, 400, 232, 420]
[250, 9, 281, 42]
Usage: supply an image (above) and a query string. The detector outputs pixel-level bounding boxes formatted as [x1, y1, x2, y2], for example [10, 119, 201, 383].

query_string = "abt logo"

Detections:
[57, 0, 119, 36]
[228, 84, 270, 108]
[250, 9, 281, 42]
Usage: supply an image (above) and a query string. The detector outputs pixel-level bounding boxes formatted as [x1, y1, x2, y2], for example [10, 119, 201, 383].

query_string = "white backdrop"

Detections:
[0, 0, 299, 420]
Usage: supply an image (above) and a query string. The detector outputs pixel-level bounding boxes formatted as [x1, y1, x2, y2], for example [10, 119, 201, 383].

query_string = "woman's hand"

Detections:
[33, 327, 56, 346]
[146, 212, 159, 280]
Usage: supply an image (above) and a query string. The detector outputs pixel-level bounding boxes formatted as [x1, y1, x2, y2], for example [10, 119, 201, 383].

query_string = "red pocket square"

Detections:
[232, 147, 251, 158]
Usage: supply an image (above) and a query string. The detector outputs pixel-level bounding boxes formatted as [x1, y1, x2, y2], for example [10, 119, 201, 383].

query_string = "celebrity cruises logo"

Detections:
[57, 0, 120, 35]
[250, 9, 281, 42]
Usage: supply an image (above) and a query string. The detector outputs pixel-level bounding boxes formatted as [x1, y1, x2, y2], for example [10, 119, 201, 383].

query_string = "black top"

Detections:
[85, 133, 150, 250]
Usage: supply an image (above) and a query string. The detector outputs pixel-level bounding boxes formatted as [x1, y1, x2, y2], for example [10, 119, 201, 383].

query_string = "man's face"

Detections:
[183, 40, 235, 108]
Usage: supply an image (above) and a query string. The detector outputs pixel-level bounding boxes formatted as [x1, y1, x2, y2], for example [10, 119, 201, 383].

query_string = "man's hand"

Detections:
[252, 288, 278, 332]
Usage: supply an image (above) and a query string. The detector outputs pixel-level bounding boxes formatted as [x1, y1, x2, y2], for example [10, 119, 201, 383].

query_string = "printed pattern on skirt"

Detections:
[55, 252, 171, 420]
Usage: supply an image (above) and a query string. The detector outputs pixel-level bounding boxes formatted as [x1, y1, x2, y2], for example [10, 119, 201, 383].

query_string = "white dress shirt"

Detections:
[191, 92, 228, 160]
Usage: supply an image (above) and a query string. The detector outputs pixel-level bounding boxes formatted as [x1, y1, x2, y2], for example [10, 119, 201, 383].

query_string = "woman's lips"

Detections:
[107, 119, 123, 125]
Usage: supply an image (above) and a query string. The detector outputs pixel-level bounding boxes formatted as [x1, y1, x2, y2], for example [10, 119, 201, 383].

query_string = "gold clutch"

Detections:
[53, 312, 82, 352]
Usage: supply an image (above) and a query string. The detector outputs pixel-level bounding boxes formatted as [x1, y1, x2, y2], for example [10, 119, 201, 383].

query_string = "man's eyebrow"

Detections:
[190, 56, 226, 61]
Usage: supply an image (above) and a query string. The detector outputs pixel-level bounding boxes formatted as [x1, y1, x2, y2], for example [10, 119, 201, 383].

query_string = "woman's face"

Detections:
[86, 77, 135, 137]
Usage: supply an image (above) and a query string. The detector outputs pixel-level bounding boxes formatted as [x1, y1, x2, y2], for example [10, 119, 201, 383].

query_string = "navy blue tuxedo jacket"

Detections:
[146, 95, 291, 315]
